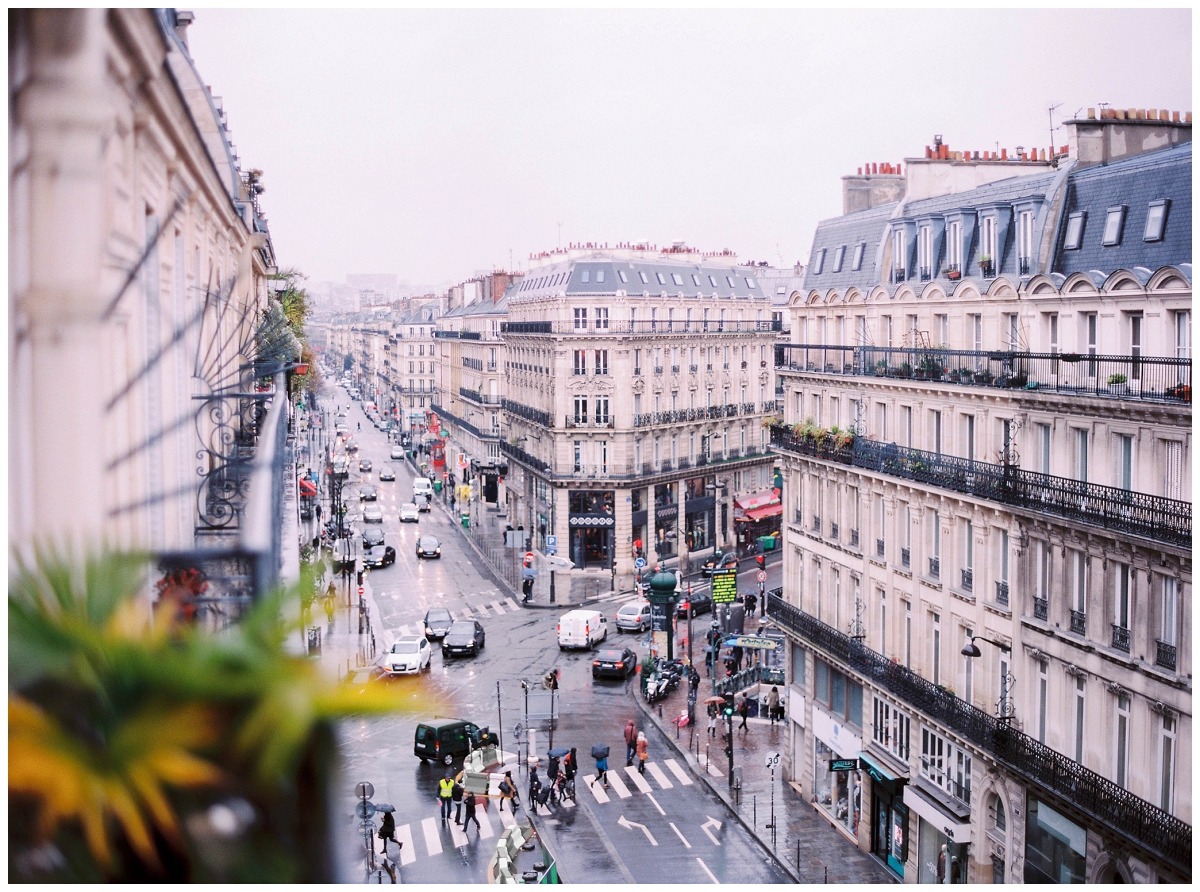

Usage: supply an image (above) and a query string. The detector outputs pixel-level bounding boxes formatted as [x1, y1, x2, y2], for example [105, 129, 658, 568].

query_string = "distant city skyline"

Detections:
[187, 7, 1190, 286]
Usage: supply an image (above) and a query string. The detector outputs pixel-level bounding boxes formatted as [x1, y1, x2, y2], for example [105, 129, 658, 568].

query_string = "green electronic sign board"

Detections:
[711, 568, 737, 604]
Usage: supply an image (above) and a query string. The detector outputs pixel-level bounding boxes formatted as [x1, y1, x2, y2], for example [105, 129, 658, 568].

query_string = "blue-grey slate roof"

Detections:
[512, 253, 767, 301]
[799, 202, 896, 293]
[1053, 142, 1191, 277]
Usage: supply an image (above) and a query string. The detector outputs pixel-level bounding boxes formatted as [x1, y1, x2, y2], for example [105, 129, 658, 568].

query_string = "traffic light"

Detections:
[721, 692, 735, 718]
[356, 570, 364, 587]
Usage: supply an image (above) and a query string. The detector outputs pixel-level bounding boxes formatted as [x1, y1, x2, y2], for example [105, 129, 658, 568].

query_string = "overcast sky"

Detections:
[187, 7, 1191, 290]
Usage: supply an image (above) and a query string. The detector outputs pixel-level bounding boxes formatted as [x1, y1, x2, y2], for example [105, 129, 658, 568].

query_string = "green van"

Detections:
[413, 720, 497, 764]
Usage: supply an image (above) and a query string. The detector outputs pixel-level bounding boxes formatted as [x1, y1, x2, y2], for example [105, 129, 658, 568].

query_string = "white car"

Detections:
[616, 600, 652, 633]
[384, 636, 432, 674]
[363, 505, 383, 523]
[399, 502, 420, 523]
[391, 446, 406, 460]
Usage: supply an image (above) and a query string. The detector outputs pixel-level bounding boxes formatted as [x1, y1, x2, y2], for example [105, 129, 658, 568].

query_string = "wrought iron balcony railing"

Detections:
[502, 398, 552, 428]
[1111, 624, 1131, 653]
[565, 415, 614, 430]
[1070, 609, 1087, 636]
[794, 509, 804, 526]
[775, 344, 1191, 405]
[460, 386, 501, 405]
[502, 319, 782, 336]
[769, 425, 1190, 548]
[995, 581, 1009, 606]
[876, 538, 885, 558]
[929, 557, 940, 579]
[765, 592, 1192, 872]
[901, 547, 910, 568]
[498, 437, 550, 474]
[830, 522, 839, 540]
[1156, 639, 1178, 672]
[1033, 597, 1049, 620]
[961, 568, 973, 592]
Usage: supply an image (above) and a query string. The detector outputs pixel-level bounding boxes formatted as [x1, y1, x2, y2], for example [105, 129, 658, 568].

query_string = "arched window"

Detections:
[988, 793, 1007, 837]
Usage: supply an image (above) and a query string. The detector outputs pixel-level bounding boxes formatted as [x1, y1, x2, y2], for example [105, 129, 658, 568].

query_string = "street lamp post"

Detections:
[961, 635, 1014, 721]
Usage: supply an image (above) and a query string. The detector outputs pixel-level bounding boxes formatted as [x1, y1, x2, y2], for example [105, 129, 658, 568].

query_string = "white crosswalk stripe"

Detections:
[473, 604, 489, 617]
[505, 597, 520, 611]
[498, 808, 517, 828]
[624, 766, 653, 793]
[698, 753, 724, 777]
[396, 823, 416, 865]
[421, 817, 442, 856]
[607, 770, 632, 799]
[397, 624, 412, 637]
[582, 774, 610, 803]
[448, 610, 457, 622]
[458, 605, 472, 618]
[477, 809, 496, 837]
[646, 761, 673, 789]
[664, 759, 694, 786]
[449, 820, 469, 847]
[491, 600, 504, 614]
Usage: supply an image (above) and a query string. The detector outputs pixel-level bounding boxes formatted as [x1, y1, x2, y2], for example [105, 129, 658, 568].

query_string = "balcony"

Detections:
[765, 592, 1192, 874]
[1070, 609, 1087, 636]
[634, 366, 642, 376]
[876, 538, 885, 558]
[979, 258, 995, 278]
[1111, 624, 1131, 653]
[768, 425, 1190, 548]
[775, 344, 1191, 405]
[795, 509, 805, 526]
[501, 398, 552, 428]
[498, 438, 550, 474]
[928, 557, 940, 579]
[995, 581, 1009, 606]
[654, 366, 664, 375]
[830, 522, 839, 540]
[565, 415, 614, 430]
[1033, 597, 1048, 620]
[460, 386, 501, 405]
[961, 568, 973, 592]
[919, 266, 933, 282]
[850, 529, 860, 548]
[1019, 257, 1032, 276]
[901, 547, 910, 568]
[1156, 639, 1178, 672]
[891, 266, 906, 284]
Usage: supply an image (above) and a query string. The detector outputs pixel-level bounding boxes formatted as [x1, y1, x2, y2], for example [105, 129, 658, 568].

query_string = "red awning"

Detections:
[743, 503, 783, 522]
[299, 479, 317, 496]
[733, 488, 780, 512]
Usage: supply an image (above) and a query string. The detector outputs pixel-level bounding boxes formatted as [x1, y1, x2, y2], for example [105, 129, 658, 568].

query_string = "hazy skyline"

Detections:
[187, 7, 1191, 288]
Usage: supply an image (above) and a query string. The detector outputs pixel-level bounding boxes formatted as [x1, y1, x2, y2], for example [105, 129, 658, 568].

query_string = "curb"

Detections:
[627, 680, 802, 884]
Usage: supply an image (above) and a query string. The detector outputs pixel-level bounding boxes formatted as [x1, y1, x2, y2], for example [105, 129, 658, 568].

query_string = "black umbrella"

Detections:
[590, 744, 610, 760]
[547, 747, 570, 758]
[374, 803, 396, 813]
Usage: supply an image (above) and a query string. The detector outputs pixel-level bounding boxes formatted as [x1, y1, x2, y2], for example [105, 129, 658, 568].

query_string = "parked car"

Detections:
[399, 502, 420, 523]
[378, 466, 396, 482]
[701, 550, 739, 578]
[557, 609, 608, 650]
[362, 545, 396, 569]
[362, 527, 385, 549]
[413, 719, 492, 764]
[615, 600, 652, 633]
[416, 493, 431, 513]
[442, 620, 485, 658]
[359, 484, 378, 501]
[676, 589, 713, 617]
[592, 647, 638, 679]
[416, 535, 441, 558]
[385, 636, 432, 675]
[391, 446, 406, 460]
[363, 505, 383, 523]
[422, 607, 454, 640]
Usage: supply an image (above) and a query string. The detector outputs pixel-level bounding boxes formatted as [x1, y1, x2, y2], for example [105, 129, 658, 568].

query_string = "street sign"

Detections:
[546, 535, 557, 556]
[634, 557, 647, 570]
[732, 636, 778, 650]
[355, 801, 377, 819]
[829, 758, 860, 773]
[711, 568, 737, 604]
[757, 570, 767, 583]
[355, 782, 375, 800]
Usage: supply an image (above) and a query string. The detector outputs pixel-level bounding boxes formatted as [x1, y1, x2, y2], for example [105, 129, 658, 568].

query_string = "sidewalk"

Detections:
[630, 660, 896, 884]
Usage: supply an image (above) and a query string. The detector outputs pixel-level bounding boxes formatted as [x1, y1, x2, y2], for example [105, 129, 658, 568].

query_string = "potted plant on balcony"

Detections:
[978, 254, 993, 276]
[832, 428, 854, 450]
[920, 355, 943, 381]
[874, 359, 888, 377]
[945, 264, 961, 281]
[1166, 382, 1191, 402]
[973, 368, 994, 385]
[898, 362, 913, 379]
[1107, 372, 1128, 395]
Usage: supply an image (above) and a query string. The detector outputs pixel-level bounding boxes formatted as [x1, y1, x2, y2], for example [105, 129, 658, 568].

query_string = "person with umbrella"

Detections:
[563, 747, 578, 801]
[546, 747, 570, 803]
[591, 744, 610, 790]
[376, 804, 398, 855]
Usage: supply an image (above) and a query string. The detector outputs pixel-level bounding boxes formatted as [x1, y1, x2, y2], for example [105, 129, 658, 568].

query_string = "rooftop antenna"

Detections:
[1048, 102, 1062, 152]
[557, 222, 562, 248]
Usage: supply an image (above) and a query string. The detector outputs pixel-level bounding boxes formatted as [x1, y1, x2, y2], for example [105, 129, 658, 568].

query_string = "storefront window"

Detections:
[918, 818, 967, 884]
[631, 487, 646, 512]
[654, 513, 676, 557]
[685, 509, 711, 551]
[873, 793, 908, 879]
[686, 476, 710, 499]
[654, 482, 676, 509]
[1024, 795, 1086, 884]
[814, 740, 860, 836]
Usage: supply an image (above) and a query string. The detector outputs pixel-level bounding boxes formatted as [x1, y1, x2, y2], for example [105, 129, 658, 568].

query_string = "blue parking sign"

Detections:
[546, 535, 557, 555]
[634, 557, 647, 570]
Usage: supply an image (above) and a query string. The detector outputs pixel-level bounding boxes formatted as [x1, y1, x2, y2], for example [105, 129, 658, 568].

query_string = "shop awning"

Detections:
[857, 750, 908, 789]
[298, 479, 318, 496]
[733, 488, 780, 512]
[743, 503, 783, 522]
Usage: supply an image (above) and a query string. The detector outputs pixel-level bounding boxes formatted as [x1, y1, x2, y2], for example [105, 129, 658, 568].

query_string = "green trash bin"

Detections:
[461, 513, 470, 529]
[757, 535, 777, 552]
[433, 480, 442, 493]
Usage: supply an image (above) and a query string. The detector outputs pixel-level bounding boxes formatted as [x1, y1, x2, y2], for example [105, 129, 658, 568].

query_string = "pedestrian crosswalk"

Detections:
[388, 802, 522, 867]
[579, 759, 695, 807]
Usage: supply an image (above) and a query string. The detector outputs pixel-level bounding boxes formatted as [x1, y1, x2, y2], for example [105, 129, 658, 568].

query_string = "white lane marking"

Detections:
[617, 815, 657, 846]
[458, 605, 472, 618]
[624, 766, 653, 794]
[696, 857, 720, 883]
[477, 808, 496, 838]
[645, 791, 666, 816]
[582, 774, 610, 803]
[670, 822, 692, 848]
[396, 823, 415, 865]
[646, 761, 673, 789]
[701, 816, 723, 846]
[491, 600, 504, 614]
[448, 610, 457, 621]
[560, 794, 575, 808]
[421, 817, 442, 855]
[498, 808, 516, 828]
[449, 819, 468, 847]
[474, 604, 489, 617]
[505, 597, 520, 611]
[665, 758, 694, 786]
[607, 770, 632, 799]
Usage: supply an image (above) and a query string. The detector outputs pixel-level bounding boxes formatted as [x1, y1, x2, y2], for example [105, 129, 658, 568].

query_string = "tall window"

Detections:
[918, 226, 932, 277]
[573, 396, 588, 425]
[573, 350, 586, 375]
[892, 228, 906, 276]
[573, 440, 582, 473]
[1047, 312, 1059, 354]
[970, 314, 983, 353]
[903, 600, 912, 668]
[962, 625, 974, 705]
[1160, 715, 1177, 812]
[930, 611, 941, 685]
[573, 307, 588, 330]
[1038, 423, 1051, 474]
[595, 349, 609, 375]
[595, 307, 609, 329]
[1163, 441, 1182, 499]
[946, 220, 961, 270]
[1085, 312, 1098, 375]
[1114, 693, 1131, 789]
[962, 520, 974, 588]
[1072, 551, 1088, 617]
[1175, 310, 1191, 360]
[873, 698, 910, 761]
[1115, 434, 1132, 490]
[594, 396, 609, 425]
[1037, 660, 1048, 743]
[981, 216, 996, 263]
[1037, 541, 1051, 602]
[1018, 209, 1034, 271]
[1160, 577, 1178, 646]
[932, 410, 943, 454]
[1074, 676, 1086, 763]
[1115, 564, 1131, 632]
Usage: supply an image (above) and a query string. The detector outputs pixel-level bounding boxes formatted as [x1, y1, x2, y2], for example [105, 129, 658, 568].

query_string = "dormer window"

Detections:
[618, 270, 628, 283]
[852, 243, 865, 271]
[638, 271, 649, 284]
[708, 275, 718, 287]
[1144, 200, 1169, 242]
[671, 273, 683, 286]
[812, 248, 826, 275]
[595, 270, 605, 283]
[980, 217, 996, 261]
[691, 274, 701, 286]
[1063, 212, 1085, 250]
[832, 245, 846, 273]
[1017, 210, 1034, 274]
[918, 226, 932, 280]
[580, 270, 590, 283]
[655, 272, 667, 285]
[1102, 206, 1126, 246]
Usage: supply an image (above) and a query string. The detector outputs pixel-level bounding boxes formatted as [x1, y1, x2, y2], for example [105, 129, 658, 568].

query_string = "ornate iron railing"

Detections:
[1111, 625, 1131, 653]
[1156, 640, 1178, 672]
[770, 426, 1190, 547]
[995, 581, 1009, 606]
[1070, 610, 1087, 636]
[460, 386, 501, 405]
[766, 593, 1192, 871]
[1033, 597, 1048, 620]
[776, 344, 1191, 405]
[502, 398, 552, 428]
[498, 438, 550, 474]
[429, 403, 495, 442]
[564, 415, 614, 430]
[503, 319, 782, 335]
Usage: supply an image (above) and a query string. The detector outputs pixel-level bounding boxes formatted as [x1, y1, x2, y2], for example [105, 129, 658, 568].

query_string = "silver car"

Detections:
[363, 505, 383, 523]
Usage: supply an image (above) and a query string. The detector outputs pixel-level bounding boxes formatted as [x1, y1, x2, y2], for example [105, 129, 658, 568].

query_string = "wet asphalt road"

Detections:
[321, 383, 790, 883]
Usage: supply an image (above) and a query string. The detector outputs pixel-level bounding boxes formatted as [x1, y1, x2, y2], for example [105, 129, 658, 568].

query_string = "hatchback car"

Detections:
[592, 647, 637, 679]
[378, 466, 396, 482]
[442, 620, 485, 658]
[362, 527, 385, 549]
[363, 505, 383, 523]
[390, 446, 406, 460]
[399, 502, 420, 523]
[701, 550, 739, 578]
[385, 636, 432, 674]
[676, 589, 713, 617]
[362, 545, 396, 569]
[423, 608, 454, 640]
[416, 493, 432, 513]
[416, 535, 441, 558]
[358, 458, 372, 472]
[359, 484, 378, 501]
[615, 600, 652, 633]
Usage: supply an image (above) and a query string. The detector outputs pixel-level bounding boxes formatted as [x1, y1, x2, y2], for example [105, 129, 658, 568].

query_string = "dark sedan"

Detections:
[362, 545, 396, 569]
[358, 458, 372, 472]
[416, 535, 441, 559]
[592, 647, 637, 679]
[442, 620, 485, 658]
[676, 589, 713, 617]
[701, 550, 739, 578]
[423, 607, 454, 640]
[359, 484, 378, 501]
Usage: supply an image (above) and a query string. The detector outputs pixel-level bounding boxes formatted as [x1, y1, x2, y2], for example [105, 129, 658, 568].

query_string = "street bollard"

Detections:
[753, 795, 756, 827]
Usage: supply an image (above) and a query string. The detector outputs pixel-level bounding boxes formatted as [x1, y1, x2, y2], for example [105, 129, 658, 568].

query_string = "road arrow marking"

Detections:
[670, 822, 692, 848]
[701, 816, 723, 846]
[696, 857, 720, 883]
[617, 815, 658, 846]
[645, 792, 666, 816]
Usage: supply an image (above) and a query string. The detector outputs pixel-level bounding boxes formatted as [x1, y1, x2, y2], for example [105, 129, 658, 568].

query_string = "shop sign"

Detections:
[829, 758, 860, 772]
[811, 703, 863, 757]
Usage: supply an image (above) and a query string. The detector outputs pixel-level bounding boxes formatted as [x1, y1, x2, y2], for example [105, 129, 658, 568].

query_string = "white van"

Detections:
[557, 609, 608, 650]
[413, 478, 433, 499]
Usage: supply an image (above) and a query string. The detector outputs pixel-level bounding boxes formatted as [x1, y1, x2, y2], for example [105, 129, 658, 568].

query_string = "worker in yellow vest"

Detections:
[438, 772, 455, 824]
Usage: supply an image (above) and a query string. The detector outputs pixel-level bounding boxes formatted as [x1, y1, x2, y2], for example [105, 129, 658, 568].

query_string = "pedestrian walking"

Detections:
[323, 594, 335, 626]
[438, 773, 454, 824]
[635, 731, 648, 774]
[528, 767, 543, 810]
[746, 592, 757, 616]
[737, 694, 750, 731]
[767, 685, 781, 726]
[377, 810, 397, 854]
[707, 702, 718, 737]
[624, 719, 638, 766]
[463, 791, 481, 834]
[593, 753, 609, 790]
[498, 771, 519, 812]
[452, 774, 465, 823]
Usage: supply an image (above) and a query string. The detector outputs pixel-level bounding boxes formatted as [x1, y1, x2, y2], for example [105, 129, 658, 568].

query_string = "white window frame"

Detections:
[872, 697, 911, 761]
